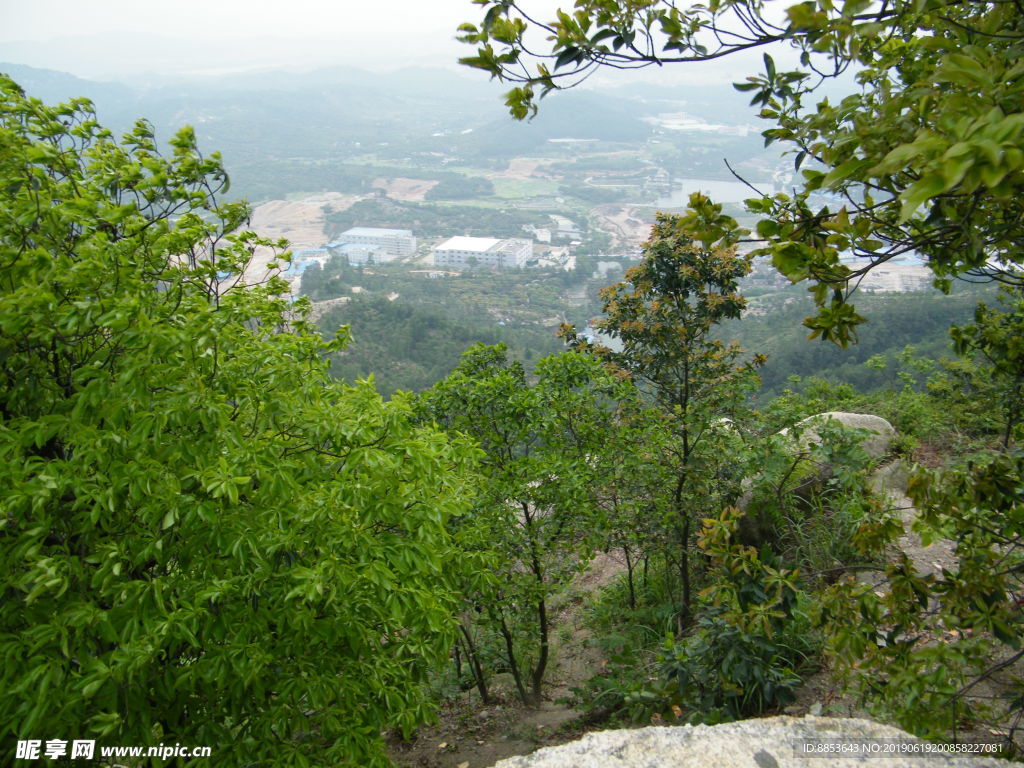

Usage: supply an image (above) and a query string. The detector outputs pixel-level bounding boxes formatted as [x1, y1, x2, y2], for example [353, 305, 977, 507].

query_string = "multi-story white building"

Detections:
[433, 236, 533, 269]
[857, 263, 933, 292]
[330, 227, 417, 259]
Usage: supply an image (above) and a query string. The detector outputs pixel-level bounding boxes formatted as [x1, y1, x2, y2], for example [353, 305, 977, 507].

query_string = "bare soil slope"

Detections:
[242, 193, 359, 285]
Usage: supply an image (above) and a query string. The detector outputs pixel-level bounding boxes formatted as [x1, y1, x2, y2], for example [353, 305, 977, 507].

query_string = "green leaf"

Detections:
[899, 175, 948, 220]
[821, 158, 870, 189]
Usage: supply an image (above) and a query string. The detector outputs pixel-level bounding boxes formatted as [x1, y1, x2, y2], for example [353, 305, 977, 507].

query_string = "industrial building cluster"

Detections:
[318, 227, 538, 270]
[325, 227, 418, 265]
[279, 226, 563, 295]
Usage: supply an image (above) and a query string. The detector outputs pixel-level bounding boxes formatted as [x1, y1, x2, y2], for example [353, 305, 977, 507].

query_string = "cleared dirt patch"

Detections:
[249, 193, 356, 248]
[591, 204, 654, 249]
[372, 177, 439, 201]
[491, 158, 559, 181]
[242, 193, 359, 286]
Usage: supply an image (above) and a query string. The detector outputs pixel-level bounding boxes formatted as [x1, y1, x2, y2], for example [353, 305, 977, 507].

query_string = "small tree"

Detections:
[0, 78, 476, 766]
[590, 403, 678, 615]
[415, 344, 633, 705]
[564, 207, 762, 631]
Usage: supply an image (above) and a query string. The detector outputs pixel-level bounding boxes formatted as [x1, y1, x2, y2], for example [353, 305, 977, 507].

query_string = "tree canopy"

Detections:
[0, 76, 476, 766]
[460, 0, 1024, 344]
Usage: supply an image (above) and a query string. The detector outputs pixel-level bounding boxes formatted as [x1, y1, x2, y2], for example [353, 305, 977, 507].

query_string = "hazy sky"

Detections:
[0, 0, 564, 77]
[0, 0, 773, 84]
[0, 0, 485, 43]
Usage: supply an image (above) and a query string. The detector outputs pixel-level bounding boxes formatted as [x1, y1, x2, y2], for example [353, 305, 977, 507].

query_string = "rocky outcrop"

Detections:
[782, 412, 896, 460]
[489, 716, 1015, 767]
[735, 412, 896, 545]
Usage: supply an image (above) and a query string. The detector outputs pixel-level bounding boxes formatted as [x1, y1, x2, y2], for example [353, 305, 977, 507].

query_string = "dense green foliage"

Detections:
[663, 509, 811, 719]
[424, 175, 495, 200]
[321, 296, 565, 397]
[723, 283, 989, 399]
[558, 182, 625, 204]
[234, 162, 414, 201]
[301, 256, 585, 397]
[0, 78, 477, 766]
[951, 288, 1024, 447]
[414, 345, 634, 705]
[822, 449, 1024, 742]
[300, 246, 997, 404]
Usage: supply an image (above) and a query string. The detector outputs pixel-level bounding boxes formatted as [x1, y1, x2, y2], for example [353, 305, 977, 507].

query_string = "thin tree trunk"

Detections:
[530, 596, 549, 706]
[624, 546, 636, 611]
[675, 363, 693, 635]
[459, 622, 491, 705]
[1004, 379, 1022, 449]
[674, 465, 691, 636]
[496, 613, 529, 705]
[522, 500, 547, 707]
[454, 638, 462, 681]
[677, 516, 691, 637]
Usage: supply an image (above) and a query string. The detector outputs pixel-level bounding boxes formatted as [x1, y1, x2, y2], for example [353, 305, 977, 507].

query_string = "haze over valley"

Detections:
[1, 58, 965, 399]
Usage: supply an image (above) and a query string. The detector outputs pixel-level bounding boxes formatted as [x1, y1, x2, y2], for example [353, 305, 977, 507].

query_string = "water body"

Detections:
[655, 178, 775, 207]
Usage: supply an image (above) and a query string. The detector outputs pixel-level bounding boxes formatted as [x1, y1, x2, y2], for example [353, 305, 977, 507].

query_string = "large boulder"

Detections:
[735, 412, 896, 545]
[783, 412, 896, 460]
[489, 716, 1015, 768]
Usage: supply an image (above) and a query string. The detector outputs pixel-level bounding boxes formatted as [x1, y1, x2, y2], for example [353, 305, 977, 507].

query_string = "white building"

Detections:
[433, 236, 533, 269]
[331, 227, 417, 259]
[856, 263, 933, 292]
[329, 242, 386, 266]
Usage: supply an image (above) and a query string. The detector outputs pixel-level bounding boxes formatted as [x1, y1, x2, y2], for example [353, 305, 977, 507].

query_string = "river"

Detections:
[654, 178, 776, 207]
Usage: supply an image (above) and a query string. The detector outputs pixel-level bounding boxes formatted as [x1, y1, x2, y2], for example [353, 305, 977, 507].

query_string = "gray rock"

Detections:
[785, 412, 896, 460]
[488, 716, 1015, 768]
[869, 459, 910, 496]
[736, 413, 896, 545]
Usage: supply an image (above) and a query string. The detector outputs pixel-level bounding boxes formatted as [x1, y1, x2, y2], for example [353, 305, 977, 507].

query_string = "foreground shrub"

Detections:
[0, 78, 476, 766]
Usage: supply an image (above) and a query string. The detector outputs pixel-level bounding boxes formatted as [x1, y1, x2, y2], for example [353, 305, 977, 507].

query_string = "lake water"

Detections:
[655, 178, 775, 207]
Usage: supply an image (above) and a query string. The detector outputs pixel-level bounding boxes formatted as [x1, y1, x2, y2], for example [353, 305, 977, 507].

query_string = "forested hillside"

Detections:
[722, 285, 994, 399]
[323, 199, 557, 240]
[306, 254, 990, 402]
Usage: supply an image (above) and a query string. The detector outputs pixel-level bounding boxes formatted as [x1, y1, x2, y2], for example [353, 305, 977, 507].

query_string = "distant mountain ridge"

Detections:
[1, 62, 780, 204]
[0, 62, 659, 184]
